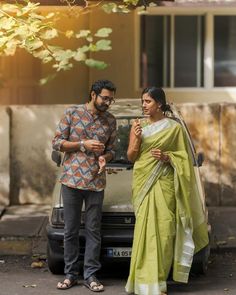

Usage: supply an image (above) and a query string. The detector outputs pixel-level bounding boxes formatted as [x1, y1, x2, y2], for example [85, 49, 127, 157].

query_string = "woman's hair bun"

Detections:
[161, 103, 172, 113]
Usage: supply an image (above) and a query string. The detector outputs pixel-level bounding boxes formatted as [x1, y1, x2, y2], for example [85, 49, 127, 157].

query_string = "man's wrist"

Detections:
[78, 140, 86, 152]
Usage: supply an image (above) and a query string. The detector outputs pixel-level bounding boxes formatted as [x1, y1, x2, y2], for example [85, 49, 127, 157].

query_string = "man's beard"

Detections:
[94, 99, 109, 112]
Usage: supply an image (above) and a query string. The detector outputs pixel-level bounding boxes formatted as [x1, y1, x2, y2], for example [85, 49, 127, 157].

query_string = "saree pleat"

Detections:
[125, 118, 209, 295]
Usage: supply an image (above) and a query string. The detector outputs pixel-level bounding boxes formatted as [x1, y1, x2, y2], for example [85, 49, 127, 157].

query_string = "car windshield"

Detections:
[112, 112, 198, 167]
[112, 116, 138, 164]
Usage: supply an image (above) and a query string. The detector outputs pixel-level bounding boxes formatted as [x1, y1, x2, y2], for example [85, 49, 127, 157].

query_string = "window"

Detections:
[175, 16, 204, 87]
[139, 11, 236, 89]
[214, 16, 236, 87]
[140, 15, 205, 88]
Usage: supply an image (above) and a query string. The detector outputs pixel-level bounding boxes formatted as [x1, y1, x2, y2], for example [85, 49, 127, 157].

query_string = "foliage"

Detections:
[0, 0, 151, 84]
[0, 0, 114, 84]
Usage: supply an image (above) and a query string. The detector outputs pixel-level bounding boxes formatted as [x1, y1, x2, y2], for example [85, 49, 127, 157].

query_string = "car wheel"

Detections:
[47, 243, 64, 274]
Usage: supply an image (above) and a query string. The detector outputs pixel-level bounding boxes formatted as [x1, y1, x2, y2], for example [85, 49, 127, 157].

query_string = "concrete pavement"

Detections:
[0, 204, 50, 255]
[0, 205, 236, 255]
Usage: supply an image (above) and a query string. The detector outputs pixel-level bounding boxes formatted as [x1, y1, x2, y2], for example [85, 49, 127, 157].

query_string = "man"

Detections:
[52, 80, 117, 292]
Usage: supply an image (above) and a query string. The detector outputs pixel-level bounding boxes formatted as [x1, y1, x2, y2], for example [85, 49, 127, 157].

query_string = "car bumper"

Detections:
[47, 224, 134, 261]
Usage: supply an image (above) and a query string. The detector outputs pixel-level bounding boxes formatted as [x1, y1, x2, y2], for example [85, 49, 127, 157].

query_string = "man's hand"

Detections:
[84, 140, 105, 153]
[98, 156, 106, 174]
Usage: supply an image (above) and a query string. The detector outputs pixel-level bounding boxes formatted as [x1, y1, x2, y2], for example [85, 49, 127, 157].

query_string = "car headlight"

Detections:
[50, 208, 85, 227]
[51, 207, 64, 226]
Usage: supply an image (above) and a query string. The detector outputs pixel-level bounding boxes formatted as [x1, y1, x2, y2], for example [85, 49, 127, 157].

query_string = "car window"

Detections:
[113, 114, 198, 166]
[113, 117, 133, 163]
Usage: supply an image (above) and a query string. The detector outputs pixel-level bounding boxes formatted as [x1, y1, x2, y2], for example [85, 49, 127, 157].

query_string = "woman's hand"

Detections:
[133, 119, 142, 139]
[151, 148, 169, 162]
[127, 119, 142, 162]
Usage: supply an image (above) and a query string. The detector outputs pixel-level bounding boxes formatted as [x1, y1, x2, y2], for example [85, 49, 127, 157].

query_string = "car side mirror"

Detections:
[51, 150, 62, 167]
[197, 152, 204, 167]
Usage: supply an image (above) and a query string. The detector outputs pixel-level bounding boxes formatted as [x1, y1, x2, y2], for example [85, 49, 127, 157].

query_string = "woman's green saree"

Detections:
[125, 118, 209, 295]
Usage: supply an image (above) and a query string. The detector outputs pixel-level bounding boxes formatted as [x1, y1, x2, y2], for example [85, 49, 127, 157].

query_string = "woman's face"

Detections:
[141, 93, 161, 116]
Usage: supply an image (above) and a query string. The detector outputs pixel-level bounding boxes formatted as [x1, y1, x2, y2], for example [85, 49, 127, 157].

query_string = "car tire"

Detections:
[47, 243, 64, 274]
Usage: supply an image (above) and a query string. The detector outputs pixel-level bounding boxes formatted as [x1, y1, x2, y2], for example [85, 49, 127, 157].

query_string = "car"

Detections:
[46, 99, 211, 275]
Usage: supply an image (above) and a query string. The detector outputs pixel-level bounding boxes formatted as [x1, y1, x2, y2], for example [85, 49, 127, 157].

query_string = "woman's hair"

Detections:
[142, 87, 172, 113]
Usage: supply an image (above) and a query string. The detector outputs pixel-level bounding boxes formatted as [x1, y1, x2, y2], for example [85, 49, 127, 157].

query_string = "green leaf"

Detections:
[45, 12, 55, 19]
[4, 39, 19, 55]
[86, 36, 93, 42]
[79, 45, 90, 53]
[55, 60, 73, 71]
[95, 39, 112, 51]
[0, 36, 8, 47]
[1, 4, 20, 13]
[117, 5, 130, 13]
[102, 3, 117, 14]
[76, 30, 91, 39]
[85, 59, 108, 69]
[102, 3, 130, 13]
[95, 28, 112, 38]
[123, 0, 139, 5]
[74, 49, 86, 61]
[25, 39, 43, 51]
[53, 49, 75, 62]
[29, 13, 45, 21]
[28, 21, 41, 33]
[14, 24, 30, 37]
[39, 73, 57, 85]
[40, 28, 58, 40]
[88, 43, 97, 52]
[19, 2, 40, 16]
[0, 17, 16, 30]
[32, 49, 50, 59]
[42, 56, 53, 63]
[65, 30, 74, 38]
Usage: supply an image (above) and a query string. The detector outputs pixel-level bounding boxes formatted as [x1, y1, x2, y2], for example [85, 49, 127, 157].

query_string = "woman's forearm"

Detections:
[127, 138, 141, 162]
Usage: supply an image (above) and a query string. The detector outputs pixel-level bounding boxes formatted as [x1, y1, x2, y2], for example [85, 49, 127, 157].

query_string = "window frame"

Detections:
[135, 7, 236, 92]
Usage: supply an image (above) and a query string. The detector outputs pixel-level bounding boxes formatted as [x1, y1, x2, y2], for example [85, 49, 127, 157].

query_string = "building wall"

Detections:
[0, 102, 236, 207]
[1, 6, 236, 105]
[0, 107, 10, 206]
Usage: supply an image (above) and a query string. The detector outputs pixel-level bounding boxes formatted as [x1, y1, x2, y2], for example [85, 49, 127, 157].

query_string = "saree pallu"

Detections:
[125, 118, 209, 295]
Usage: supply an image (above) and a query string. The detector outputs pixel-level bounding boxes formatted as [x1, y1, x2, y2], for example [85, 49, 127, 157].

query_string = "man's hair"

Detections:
[89, 80, 116, 100]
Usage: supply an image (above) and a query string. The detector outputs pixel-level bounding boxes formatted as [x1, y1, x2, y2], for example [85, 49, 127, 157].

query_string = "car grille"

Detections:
[101, 213, 135, 227]
[51, 208, 135, 228]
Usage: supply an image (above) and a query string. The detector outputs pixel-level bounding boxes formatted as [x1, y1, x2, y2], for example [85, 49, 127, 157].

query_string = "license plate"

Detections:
[106, 247, 132, 258]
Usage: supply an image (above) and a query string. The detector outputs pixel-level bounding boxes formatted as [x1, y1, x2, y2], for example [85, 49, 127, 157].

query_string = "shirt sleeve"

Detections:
[52, 108, 71, 151]
[105, 116, 117, 161]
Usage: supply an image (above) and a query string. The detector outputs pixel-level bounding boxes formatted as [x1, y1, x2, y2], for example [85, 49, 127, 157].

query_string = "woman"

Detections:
[125, 87, 209, 295]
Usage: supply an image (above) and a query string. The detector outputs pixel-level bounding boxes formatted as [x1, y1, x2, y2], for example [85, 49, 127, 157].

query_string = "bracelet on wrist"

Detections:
[78, 140, 86, 152]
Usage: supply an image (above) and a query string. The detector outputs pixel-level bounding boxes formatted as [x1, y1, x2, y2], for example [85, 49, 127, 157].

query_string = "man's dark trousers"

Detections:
[62, 184, 104, 281]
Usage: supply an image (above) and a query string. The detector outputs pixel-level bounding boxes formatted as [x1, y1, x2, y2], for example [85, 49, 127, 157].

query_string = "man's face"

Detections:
[92, 89, 115, 112]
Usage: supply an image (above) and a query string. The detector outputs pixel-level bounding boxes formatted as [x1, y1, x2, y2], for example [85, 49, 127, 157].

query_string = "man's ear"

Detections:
[91, 91, 96, 101]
